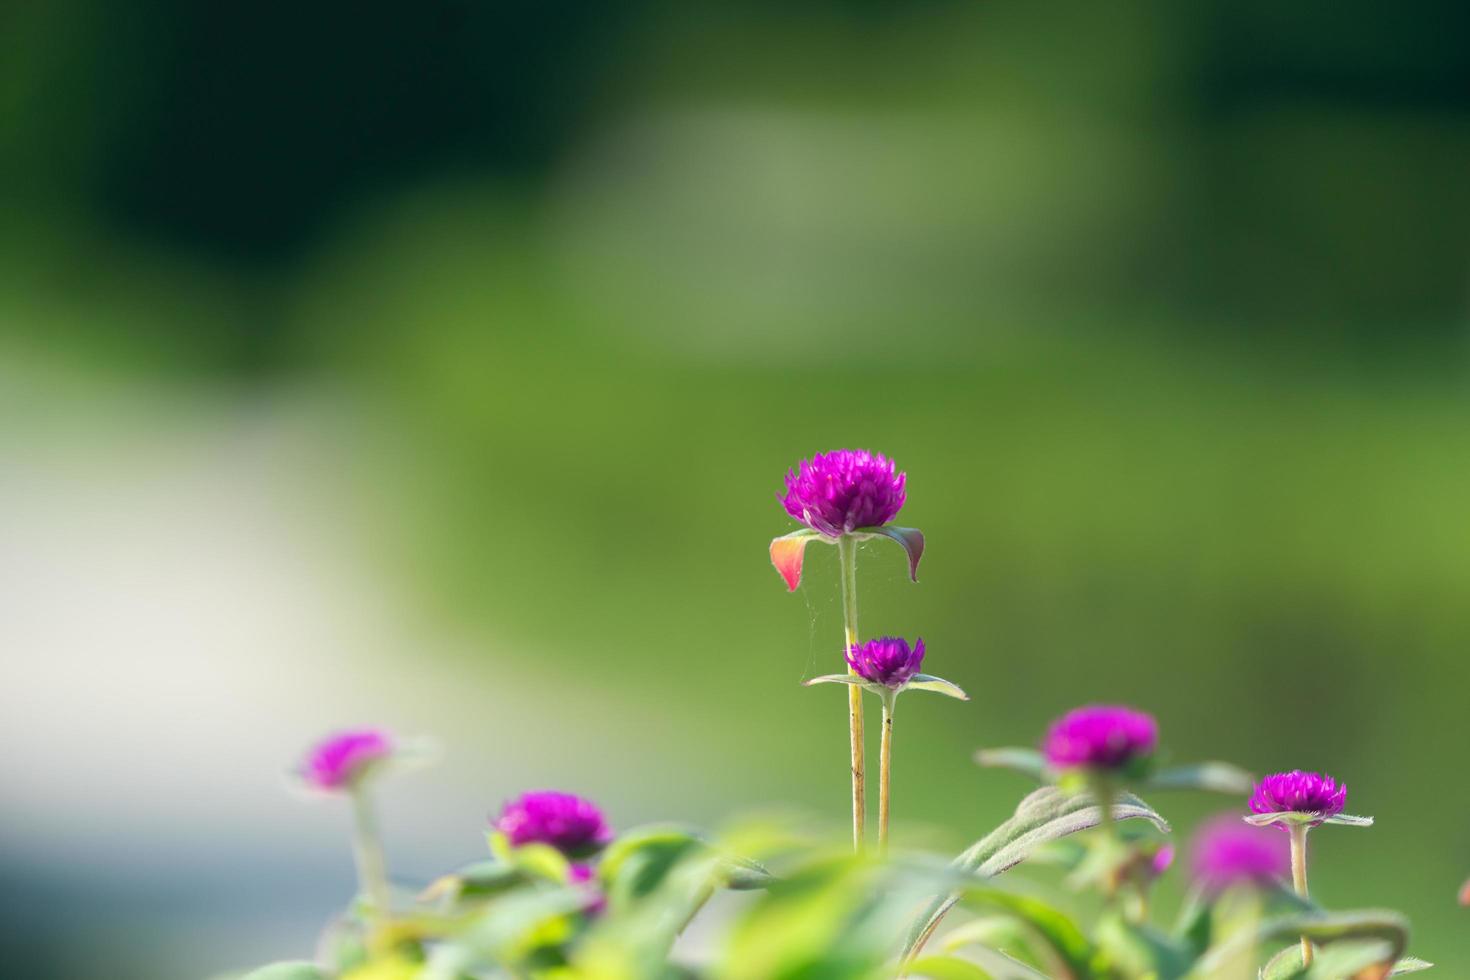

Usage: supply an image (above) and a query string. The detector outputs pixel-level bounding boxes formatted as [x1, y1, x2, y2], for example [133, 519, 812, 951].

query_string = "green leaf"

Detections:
[237, 964, 329, 980]
[906, 674, 970, 700]
[952, 889, 1098, 978]
[899, 786, 1170, 964]
[1172, 887, 1213, 960]
[856, 524, 925, 582]
[802, 674, 882, 694]
[1193, 909, 1410, 979]
[1245, 812, 1317, 828]
[721, 853, 778, 890]
[769, 528, 827, 591]
[1390, 956, 1435, 975]
[1323, 813, 1374, 827]
[1094, 911, 1191, 980]
[904, 955, 998, 980]
[1145, 762, 1254, 795]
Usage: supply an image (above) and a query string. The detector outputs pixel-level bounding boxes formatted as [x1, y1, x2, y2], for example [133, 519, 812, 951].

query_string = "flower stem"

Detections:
[1290, 823, 1312, 967]
[836, 534, 865, 851]
[350, 785, 392, 922]
[879, 696, 894, 853]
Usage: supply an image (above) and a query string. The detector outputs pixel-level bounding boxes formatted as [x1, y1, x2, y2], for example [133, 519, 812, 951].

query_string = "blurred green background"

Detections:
[2, 1, 1469, 977]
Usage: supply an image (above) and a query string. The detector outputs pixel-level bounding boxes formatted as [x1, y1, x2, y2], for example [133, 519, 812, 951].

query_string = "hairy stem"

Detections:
[1290, 823, 1312, 967]
[350, 785, 392, 921]
[836, 534, 865, 851]
[879, 697, 894, 852]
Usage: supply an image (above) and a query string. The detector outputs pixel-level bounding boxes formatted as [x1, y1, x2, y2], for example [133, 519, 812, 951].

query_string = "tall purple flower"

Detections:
[301, 728, 394, 790]
[495, 791, 613, 857]
[1191, 814, 1290, 892]
[1043, 705, 1158, 772]
[780, 450, 906, 538]
[847, 636, 926, 689]
[1249, 771, 1346, 826]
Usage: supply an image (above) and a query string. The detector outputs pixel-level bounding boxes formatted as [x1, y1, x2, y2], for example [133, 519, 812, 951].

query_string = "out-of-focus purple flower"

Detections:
[1042, 705, 1158, 771]
[301, 728, 394, 790]
[1150, 844, 1176, 878]
[495, 791, 614, 857]
[1249, 771, 1347, 827]
[1191, 814, 1291, 892]
[780, 450, 906, 538]
[570, 862, 608, 916]
[846, 636, 925, 689]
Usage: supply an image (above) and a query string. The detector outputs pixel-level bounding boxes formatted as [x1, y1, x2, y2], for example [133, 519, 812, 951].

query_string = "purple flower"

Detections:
[570, 862, 608, 916]
[1249, 771, 1346, 827]
[846, 636, 925, 689]
[1150, 844, 1176, 878]
[1042, 705, 1158, 772]
[495, 791, 614, 857]
[301, 728, 394, 790]
[780, 450, 907, 538]
[1191, 814, 1290, 892]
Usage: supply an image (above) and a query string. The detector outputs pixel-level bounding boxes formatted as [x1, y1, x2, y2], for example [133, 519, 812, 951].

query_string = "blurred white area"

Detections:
[0, 365, 723, 976]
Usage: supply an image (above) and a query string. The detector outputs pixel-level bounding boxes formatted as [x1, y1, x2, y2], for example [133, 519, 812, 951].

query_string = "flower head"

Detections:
[780, 450, 906, 538]
[1191, 814, 1290, 892]
[495, 791, 613, 857]
[1042, 705, 1158, 772]
[1249, 770, 1346, 827]
[301, 728, 394, 791]
[847, 636, 925, 689]
[1150, 843, 1176, 878]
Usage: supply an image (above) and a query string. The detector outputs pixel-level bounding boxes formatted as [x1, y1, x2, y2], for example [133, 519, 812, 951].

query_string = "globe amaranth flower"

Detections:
[1249, 770, 1346, 827]
[780, 449, 906, 538]
[847, 636, 925, 689]
[570, 862, 608, 916]
[301, 728, 394, 790]
[1191, 814, 1290, 892]
[495, 791, 613, 857]
[1043, 705, 1158, 772]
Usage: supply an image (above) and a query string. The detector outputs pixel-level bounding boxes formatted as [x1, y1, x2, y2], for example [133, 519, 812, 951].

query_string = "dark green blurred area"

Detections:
[4, 0, 1470, 974]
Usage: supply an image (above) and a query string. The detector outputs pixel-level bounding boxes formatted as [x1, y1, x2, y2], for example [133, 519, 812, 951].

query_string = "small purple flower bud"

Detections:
[1249, 770, 1347, 828]
[846, 636, 925, 689]
[780, 449, 907, 538]
[1191, 814, 1290, 892]
[1150, 844, 1176, 878]
[301, 728, 394, 791]
[1042, 705, 1158, 772]
[494, 791, 614, 857]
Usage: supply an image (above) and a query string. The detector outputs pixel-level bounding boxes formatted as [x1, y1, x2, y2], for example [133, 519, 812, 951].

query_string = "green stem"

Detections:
[1290, 823, 1312, 967]
[836, 534, 865, 851]
[350, 785, 392, 921]
[879, 696, 894, 853]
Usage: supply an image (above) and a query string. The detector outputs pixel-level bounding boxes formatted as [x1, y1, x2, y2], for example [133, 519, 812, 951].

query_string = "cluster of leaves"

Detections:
[226, 765, 1431, 980]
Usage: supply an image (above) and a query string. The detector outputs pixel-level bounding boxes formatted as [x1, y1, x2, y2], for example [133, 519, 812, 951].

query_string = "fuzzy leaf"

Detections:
[769, 529, 825, 591]
[1245, 812, 1318, 828]
[858, 524, 925, 582]
[1390, 956, 1435, 975]
[906, 674, 970, 700]
[1324, 813, 1375, 827]
[803, 673, 876, 690]
[1146, 762, 1254, 795]
[899, 786, 1170, 964]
